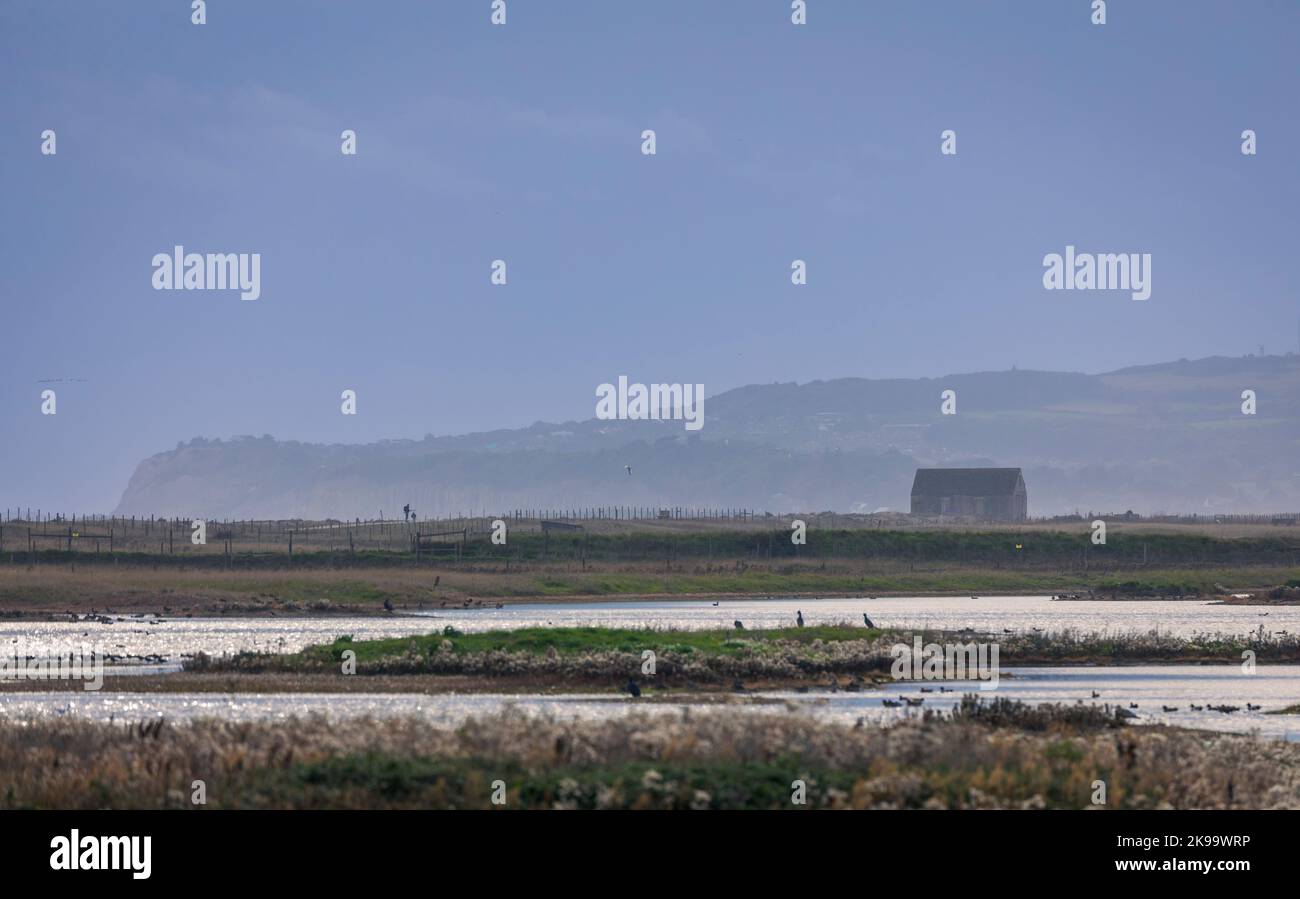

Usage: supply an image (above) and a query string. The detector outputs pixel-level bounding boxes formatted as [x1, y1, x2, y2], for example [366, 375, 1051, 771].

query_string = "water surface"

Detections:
[3, 665, 1296, 740]
[2, 595, 1293, 663]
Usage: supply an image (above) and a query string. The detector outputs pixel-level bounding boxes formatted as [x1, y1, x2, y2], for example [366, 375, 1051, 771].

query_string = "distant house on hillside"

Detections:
[910, 468, 1027, 522]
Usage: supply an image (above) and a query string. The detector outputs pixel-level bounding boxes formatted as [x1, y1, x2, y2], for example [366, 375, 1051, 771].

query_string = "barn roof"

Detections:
[911, 468, 1023, 496]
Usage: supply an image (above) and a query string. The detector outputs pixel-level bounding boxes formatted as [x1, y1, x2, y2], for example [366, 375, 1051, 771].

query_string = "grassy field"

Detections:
[314, 624, 874, 661]
[3, 520, 1299, 617]
[3, 559, 1298, 618]
[14, 520, 1300, 566]
[3, 700, 1296, 809]
[181, 624, 1300, 690]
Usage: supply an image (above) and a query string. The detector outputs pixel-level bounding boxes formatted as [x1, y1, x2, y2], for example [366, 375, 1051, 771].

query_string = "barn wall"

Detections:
[910, 491, 1027, 522]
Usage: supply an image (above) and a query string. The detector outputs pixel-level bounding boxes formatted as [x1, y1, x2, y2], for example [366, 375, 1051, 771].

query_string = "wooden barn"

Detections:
[910, 468, 1027, 522]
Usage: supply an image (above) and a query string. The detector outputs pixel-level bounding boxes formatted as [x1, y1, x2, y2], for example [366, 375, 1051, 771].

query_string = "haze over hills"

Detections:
[113, 354, 1300, 520]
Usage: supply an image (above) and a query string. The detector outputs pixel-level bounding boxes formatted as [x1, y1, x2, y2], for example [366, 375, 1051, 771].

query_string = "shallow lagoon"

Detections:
[2, 595, 1295, 663]
[2, 596, 1296, 739]
[2, 665, 1296, 741]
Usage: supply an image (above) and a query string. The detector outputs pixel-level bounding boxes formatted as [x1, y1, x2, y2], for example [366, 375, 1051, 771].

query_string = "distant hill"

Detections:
[114, 354, 1300, 518]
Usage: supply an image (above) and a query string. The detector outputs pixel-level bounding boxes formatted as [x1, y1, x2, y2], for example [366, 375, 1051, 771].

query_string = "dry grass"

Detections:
[0, 565, 444, 614]
[3, 559, 1298, 619]
[1, 705, 1297, 809]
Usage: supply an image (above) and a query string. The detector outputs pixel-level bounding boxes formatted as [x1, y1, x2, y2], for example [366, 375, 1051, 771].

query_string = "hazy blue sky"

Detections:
[2, 1, 1298, 512]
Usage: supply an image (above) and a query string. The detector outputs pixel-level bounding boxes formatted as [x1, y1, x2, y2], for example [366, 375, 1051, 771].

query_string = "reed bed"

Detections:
[2, 702, 1297, 809]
